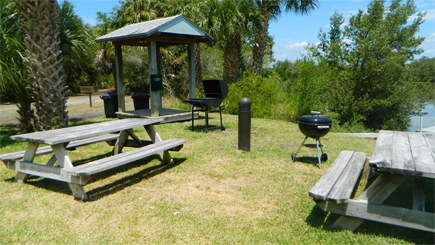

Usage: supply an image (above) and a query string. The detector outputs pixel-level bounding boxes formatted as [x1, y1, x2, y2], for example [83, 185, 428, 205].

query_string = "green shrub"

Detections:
[282, 59, 330, 122]
[224, 71, 292, 120]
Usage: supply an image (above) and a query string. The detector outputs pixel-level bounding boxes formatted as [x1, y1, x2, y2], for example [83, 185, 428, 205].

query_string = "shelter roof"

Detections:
[95, 15, 213, 46]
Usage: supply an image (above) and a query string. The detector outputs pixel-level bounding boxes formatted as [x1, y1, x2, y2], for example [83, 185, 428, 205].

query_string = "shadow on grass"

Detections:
[295, 156, 324, 167]
[5, 153, 186, 201]
[86, 157, 186, 201]
[184, 124, 225, 133]
[0, 123, 21, 148]
[305, 178, 435, 244]
[68, 117, 116, 126]
[183, 115, 226, 133]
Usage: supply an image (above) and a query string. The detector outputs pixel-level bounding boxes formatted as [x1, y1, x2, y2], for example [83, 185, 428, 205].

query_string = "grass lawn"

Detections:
[0, 104, 434, 244]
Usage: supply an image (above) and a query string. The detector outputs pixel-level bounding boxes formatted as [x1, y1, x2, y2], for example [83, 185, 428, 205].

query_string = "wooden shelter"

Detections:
[95, 15, 214, 117]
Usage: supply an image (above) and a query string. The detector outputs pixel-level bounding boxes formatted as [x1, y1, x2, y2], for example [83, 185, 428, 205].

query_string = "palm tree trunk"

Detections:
[18, 0, 68, 130]
[195, 43, 202, 87]
[223, 33, 242, 84]
[252, 3, 269, 75]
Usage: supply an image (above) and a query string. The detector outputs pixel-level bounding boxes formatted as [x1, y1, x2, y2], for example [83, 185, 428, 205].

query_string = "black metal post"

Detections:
[238, 98, 251, 151]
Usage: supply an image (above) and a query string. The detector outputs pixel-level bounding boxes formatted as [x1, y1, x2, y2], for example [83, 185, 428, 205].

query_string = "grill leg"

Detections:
[219, 106, 225, 130]
[316, 139, 321, 169]
[318, 139, 324, 155]
[191, 106, 195, 131]
[205, 110, 209, 132]
[295, 137, 308, 156]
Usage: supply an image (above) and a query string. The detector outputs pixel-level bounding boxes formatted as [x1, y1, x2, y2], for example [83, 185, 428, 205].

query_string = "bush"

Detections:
[224, 72, 292, 120]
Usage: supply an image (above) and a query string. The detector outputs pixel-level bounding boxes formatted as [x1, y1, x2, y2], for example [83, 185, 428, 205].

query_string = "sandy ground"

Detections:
[0, 89, 134, 125]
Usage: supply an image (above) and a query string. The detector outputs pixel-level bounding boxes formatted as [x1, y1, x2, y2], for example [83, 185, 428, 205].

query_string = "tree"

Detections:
[18, 0, 68, 130]
[94, 12, 117, 87]
[309, 0, 426, 130]
[58, 1, 98, 92]
[0, 0, 35, 132]
[198, 0, 257, 84]
[406, 57, 435, 84]
[252, 0, 319, 74]
[111, 0, 167, 28]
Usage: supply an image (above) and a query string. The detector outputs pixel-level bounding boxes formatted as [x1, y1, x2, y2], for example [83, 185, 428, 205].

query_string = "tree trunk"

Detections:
[16, 96, 36, 133]
[252, 4, 269, 75]
[18, 0, 68, 130]
[223, 33, 241, 84]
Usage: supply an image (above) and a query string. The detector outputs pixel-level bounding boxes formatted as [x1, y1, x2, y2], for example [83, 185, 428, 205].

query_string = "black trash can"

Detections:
[100, 93, 118, 118]
[131, 93, 150, 110]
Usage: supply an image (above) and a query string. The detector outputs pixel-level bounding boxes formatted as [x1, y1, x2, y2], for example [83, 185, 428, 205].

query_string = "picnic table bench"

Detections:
[309, 131, 435, 233]
[1, 118, 186, 201]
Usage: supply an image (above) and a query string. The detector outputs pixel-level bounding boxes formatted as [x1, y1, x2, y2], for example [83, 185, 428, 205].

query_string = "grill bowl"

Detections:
[298, 115, 332, 138]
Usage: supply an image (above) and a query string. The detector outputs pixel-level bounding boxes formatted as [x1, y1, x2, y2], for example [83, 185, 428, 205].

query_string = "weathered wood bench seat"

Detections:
[308, 151, 370, 231]
[67, 138, 186, 200]
[68, 139, 185, 176]
[5, 138, 185, 201]
[0, 134, 119, 163]
[309, 151, 368, 204]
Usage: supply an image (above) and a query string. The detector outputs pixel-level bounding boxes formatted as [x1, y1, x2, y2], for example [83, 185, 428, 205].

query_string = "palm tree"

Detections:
[252, 0, 319, 74]
[94, 12, 117, 85]
[198, 0, 256, 84]
[166, 0, 210, 86]
[111, 0, 166, 28]
[0, 0, 35, 132]
[59, 1, 97, 91]
[18, 0, 68, 130]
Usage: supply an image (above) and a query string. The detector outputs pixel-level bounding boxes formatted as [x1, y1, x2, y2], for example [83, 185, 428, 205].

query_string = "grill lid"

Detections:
[203, 80, 228, 99]
[298, 115, 332, 125]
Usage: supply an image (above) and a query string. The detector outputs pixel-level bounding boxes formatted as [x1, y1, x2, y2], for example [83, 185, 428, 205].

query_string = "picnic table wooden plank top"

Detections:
[10, 118, 164, 145]
[369, 130, 435, 179]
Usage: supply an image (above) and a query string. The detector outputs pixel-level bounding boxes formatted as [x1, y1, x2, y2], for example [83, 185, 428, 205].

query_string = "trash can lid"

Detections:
[101, 92, 117, 99]
[131, 93, 150, 98]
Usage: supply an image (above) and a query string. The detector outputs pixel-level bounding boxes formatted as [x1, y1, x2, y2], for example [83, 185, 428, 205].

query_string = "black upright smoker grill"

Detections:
[291, 111, 332, 168]
[183, 80, 229, 132]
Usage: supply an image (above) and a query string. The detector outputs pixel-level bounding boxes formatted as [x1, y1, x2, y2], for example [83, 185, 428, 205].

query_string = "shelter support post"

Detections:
[115, 45, 126, 112]
[188, 43, 196, 110]
[149, 41, 160, 117]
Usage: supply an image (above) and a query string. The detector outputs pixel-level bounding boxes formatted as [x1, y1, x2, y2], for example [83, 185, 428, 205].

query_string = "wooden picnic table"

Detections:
[327, 130, 435, 232]
[1, 118, 185, 200]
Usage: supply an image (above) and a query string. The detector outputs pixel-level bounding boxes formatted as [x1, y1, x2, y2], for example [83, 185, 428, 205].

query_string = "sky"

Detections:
[61, 0, 435, 62]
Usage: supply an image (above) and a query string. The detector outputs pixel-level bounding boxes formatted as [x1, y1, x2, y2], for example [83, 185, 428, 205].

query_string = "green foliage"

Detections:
[0, 0, 35, 132]
[59, 1, 99, 92]
[122, 47, 149, 94]
[110, 0, 169, 28]
[201, 45, 224, 80]
[308, 0, 427, 131]
[0, 0, 27, 100]
[407, 57, 435, 84]
[224, 71, 291, 120]
[288, 59, 329, 120]
[272, 59, 330, 122]
[403, 56, 435, 102]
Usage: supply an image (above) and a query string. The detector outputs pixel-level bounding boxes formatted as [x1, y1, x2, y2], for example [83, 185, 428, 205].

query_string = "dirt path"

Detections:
[0, 89, 134, 125]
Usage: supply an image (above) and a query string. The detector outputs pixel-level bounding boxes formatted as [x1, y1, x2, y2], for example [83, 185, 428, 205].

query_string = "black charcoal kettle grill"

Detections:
[183, 80, 228, 132]
[291, 111, 332, 168]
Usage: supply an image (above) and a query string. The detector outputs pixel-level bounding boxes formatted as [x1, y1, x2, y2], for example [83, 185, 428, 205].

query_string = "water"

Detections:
[408, 99, 435, 132]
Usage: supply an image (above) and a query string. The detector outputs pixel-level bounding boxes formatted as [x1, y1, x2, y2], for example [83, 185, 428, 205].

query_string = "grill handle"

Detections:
[311, 111, 321, 116]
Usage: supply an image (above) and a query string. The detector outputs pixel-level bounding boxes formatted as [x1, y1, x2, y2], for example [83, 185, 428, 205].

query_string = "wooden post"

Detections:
[80, 86, 96, 107]
[188, 43, 196, 102]
[115, 45, 125, 112]
[149, 41, 160, 117]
